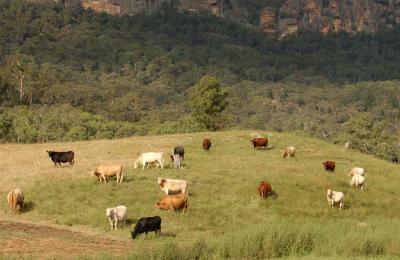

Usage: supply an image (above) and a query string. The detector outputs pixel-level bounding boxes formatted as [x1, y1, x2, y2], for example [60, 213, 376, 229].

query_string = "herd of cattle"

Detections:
[5, 136, 398, 239]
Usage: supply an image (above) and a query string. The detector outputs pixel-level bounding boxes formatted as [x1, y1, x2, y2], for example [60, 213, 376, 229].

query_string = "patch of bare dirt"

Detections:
[0, 220, 132, 258]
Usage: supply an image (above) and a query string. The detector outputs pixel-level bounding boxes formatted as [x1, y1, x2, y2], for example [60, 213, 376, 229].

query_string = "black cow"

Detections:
[47, 151, 74, 167]
[131, 216, 161, 239]
[391, 154, 399, 164]
[173, 146, 185, 160]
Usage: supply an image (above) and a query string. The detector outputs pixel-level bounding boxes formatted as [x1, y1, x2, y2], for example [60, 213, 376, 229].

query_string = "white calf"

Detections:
[350, 175, 365, 190]
[134, 152, 164, 169]
[106, 205, 127, 230]
[158, 177, 187, 195]
[326, 188, 344, 209]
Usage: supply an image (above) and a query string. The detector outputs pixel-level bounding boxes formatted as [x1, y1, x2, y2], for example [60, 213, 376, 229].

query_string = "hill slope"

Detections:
[0, 130, 399, 258]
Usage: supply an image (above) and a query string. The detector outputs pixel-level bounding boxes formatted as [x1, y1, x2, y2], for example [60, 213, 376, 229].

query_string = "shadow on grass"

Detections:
[269, 190, 279, 200]
[160, 231, 176, 238]
[21, 201, 35, 213]
[126, 218, 139, 226]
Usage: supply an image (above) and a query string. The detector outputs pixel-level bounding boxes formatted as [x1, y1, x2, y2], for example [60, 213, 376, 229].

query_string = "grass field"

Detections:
[1, 130, 400, 259]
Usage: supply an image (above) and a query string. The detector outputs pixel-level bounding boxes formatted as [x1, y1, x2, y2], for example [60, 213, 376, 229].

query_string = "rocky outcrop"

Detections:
[29, 0, 400, 38]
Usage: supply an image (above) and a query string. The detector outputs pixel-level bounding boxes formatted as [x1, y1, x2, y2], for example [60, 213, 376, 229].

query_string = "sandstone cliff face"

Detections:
[33, 0, 400, 38]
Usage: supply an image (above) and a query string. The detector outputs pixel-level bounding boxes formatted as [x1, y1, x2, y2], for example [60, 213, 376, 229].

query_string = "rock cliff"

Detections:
[32, 0, 400, 37]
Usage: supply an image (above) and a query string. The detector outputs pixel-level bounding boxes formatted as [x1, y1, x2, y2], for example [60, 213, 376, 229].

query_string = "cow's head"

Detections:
[326, 188, 332, 196]
[47, 151, 54, 157]
[106, 208, 113, 217]
[90, 170, 98, 177]
[170, 155, 174, 162]
[133, 161, 139, 169]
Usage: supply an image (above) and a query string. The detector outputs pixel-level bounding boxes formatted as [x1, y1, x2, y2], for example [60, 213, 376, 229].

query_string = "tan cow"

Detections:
[7, 188, 24, 213]
[158, 177, 187, 195]
[90, 164, 123, 183]
[156, 192, 188, 213]
[282, 146, 296, 158]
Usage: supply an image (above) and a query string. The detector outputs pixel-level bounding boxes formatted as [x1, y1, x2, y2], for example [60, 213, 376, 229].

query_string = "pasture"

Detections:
[0, 130, 399, 259]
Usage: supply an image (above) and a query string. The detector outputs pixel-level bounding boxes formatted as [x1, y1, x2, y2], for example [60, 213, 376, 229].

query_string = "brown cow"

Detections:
[251, 138, 268, 150]
[7, 188, 24, 213]
[322, 161, 336, 172]
[258, 181, 272, 198]
[203, 138, 211, 151]
[156, 193, 188, 213]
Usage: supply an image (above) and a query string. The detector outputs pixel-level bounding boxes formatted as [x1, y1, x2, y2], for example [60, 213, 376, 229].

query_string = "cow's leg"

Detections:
[119, 174, 123, 183]
[104, 176, 107, 183]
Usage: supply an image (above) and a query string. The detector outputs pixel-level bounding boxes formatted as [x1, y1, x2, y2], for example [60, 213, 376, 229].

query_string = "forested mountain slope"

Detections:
[0, 0, 399, 160]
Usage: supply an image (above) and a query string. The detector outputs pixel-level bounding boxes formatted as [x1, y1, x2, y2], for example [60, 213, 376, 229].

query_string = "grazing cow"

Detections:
[131, 216, 161, 239]
[203, 138, 211, 151]
[390, 154, 398, 164]
[326, 188, 344, 209]
[250, 138, 268, 150]
[90, 164, 123, 183]
[7, 188, 24, 213]
[158, 177, 187, 195]
[348, 167, 364, 177]
[156, 193, 188, 213]
[350, 175, 365, 190]
[258, 181, 272, 198]
[322, 160, 335, 172]
[282, 146, 296, 158]
[134, 152, 164, 169]
[47, 151, 74, 167]
[106, 205, 127, 230]
[173, 146, 185, 160]
[170, 146, 185, 169]
[170, 154, 182, 169]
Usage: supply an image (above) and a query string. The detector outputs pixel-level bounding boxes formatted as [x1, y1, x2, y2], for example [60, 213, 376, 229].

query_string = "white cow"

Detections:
[350, 175, 365, 190]
[326, 188, 344, 209]
[348, 167, 364, 177]
[158, 177, 187, 195]
[134, 152, 164, 169]
[106, 205, 127, 230]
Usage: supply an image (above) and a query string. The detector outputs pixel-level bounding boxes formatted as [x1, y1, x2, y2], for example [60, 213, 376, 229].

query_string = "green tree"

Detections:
[190, 76, 228, 131]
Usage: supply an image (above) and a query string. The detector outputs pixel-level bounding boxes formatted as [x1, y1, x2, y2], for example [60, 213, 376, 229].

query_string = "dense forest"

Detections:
[0, 0, 399, 160]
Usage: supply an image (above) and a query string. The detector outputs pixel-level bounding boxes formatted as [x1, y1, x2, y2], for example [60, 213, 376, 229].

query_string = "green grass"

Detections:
[1, 130, 400, 258]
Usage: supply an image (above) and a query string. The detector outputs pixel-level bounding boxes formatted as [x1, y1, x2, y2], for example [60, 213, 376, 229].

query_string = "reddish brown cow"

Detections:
[156, 193, 188, 213]
[322, 160, 336, 172]
[251, 138, 268, 150]
[258, 181, 272, 198]
[203, 138, 211, 151]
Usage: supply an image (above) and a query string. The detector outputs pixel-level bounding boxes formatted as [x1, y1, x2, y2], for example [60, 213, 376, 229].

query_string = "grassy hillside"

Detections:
[1, 130, 400, 258]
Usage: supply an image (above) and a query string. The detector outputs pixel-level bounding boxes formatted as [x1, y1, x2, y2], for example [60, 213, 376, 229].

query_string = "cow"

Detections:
[131, 216, 161, 239]
[322, 160, 335, 172]
[106, 205, 127, 230]
[134, 152, 164, 169]
[258, 181, 272, 198]
[169, 154, 182, 169]
[348, 167, 364, 177]
[390, 154, 399, 164]
[203, 138, 211, 151]
[282, 146, 296, 158]
[250, 138, 268, 150]
[90, 164, 123, 183]
[156, 193, 188, 213]
[47, 151, 74, 167]
[350, 175, 365, 190]
[173, 146, 184, 160]
[170, 146, 185, 169]
[158, 177, 187, 195]
[326, 188, 344, 210]
[7, 188, 24, 213]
